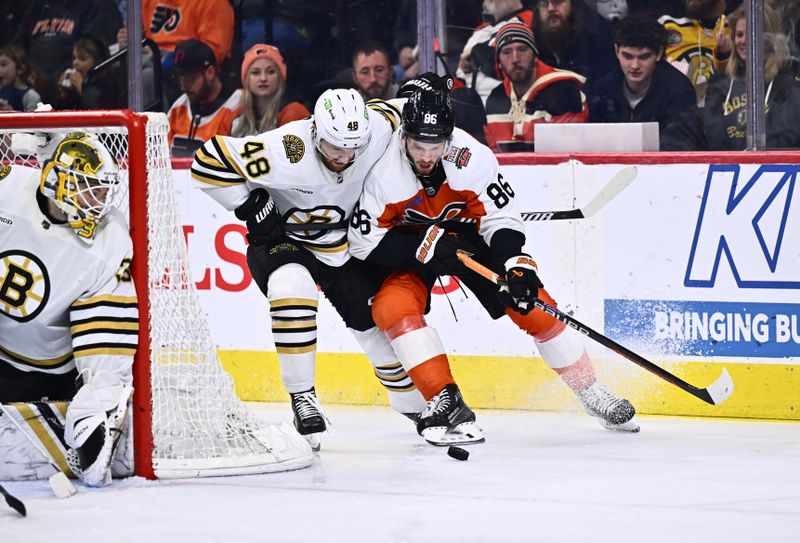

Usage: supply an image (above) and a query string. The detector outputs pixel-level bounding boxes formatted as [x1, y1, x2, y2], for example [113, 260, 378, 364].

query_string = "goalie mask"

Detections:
[312, 88, 371, 171]
[39, 132, 122, 243]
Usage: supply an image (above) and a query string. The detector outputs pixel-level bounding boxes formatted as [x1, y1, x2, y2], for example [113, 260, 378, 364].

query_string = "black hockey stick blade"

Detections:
[455, 250, 735, 405]
[520, 165, 637, 222]
[0, 483, 26, 517]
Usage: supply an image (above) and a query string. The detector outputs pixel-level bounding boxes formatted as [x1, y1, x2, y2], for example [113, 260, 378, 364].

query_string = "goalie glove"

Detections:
[397, 72, 455, 98]
[415, 224, 473, 276]
[235, 188, 284, 246]
[497, 255, 543, 315]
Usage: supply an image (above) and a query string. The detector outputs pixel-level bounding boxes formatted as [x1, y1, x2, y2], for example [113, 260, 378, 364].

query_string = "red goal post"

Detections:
[0, 110, 312, 479]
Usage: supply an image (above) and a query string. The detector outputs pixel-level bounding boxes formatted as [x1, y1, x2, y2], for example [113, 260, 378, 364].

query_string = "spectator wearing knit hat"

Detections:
[483, 22, 588, 152]
[231, 43, 310, 138]
[167, 39, 241, 156]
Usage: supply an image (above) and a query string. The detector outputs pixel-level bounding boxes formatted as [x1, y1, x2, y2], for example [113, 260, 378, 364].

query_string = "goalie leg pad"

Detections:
[65, 373, 133, 487]
[267, 264, 319, 393]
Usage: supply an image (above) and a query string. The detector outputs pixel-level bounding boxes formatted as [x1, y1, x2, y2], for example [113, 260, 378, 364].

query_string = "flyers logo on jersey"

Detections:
[150, 6, 181, 33]
[444, 146, 471, 170]
[282, 135, 305, 164]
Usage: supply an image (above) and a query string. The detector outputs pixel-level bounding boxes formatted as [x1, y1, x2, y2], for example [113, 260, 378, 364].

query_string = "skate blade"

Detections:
[422, 422, 485, 446]
[303, 433, 322, 452]
[597, 417, 640, 433]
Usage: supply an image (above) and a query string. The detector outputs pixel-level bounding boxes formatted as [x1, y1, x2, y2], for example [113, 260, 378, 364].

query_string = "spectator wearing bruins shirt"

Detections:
[704, 5, 800, 150]
[658, 0, 728, 107]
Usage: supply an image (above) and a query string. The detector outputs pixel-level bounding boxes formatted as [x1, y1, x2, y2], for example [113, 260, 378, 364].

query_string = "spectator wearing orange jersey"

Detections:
[141, 0, 233, 68]
[231, 43, 310, 138]
[167, 39, 240, 157]
[484, 22, 587, 152]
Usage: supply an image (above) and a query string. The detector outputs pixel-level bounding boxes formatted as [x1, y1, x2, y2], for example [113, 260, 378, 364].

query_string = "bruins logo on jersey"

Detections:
[0, 164, 11, 181]
[282, 135, 305, 164]
[0, 250, 51, 322]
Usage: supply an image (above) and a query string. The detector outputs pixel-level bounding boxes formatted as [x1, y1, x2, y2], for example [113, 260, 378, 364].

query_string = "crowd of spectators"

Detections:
[1, 0, 799, 154]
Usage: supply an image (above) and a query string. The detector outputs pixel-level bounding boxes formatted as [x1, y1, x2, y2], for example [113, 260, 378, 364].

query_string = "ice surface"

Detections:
[1, 404, 798, 543]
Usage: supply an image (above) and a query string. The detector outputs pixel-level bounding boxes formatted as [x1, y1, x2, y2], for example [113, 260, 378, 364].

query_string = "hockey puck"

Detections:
[447, 446, 469, 461]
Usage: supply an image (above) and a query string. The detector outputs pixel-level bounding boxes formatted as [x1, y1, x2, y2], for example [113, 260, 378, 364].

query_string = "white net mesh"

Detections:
[0, 112, 311, 478]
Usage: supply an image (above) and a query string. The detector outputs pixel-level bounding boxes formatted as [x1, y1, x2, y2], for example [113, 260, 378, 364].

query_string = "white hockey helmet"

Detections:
[39, 132, 122, 243]
[312, 88, 371, 158]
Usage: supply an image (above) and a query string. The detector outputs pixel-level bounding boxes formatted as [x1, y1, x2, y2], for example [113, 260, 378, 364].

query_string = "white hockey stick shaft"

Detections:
[520, 165, 637, 221]
[0, 403, 77, 498]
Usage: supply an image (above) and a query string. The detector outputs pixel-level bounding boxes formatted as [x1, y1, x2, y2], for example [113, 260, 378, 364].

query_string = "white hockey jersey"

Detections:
[348, 128, 525, 261]
[191, 99, 403, 267]
[0, 165, 138, 377]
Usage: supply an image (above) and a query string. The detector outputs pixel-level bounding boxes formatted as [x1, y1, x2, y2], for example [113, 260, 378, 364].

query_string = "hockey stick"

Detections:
[280, 166, 637, 232]
[0, 404, 77, 498]
[455, 251, 734, 406]
[0, 483, 26, 516]
[520, 165, 637, 221]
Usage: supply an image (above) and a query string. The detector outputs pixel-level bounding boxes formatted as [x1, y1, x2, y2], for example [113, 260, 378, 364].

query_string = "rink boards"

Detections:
[171, 152, 800, 420]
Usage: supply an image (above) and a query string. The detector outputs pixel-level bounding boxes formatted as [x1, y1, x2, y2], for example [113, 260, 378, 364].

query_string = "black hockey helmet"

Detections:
[401, 90, 454, 143]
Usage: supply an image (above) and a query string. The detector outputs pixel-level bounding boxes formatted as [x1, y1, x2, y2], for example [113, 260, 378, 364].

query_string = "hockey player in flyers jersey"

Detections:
[349, 90, 639, 445]
[191, 88, 432, 450]
[0, 133, 135, 485]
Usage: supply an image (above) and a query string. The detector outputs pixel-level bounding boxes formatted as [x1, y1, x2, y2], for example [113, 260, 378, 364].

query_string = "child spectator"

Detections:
[231, 44, 310, 138]
[0, 46, 41, 111]
[57, 35, 123, 110]
[12, 0, 122, 105]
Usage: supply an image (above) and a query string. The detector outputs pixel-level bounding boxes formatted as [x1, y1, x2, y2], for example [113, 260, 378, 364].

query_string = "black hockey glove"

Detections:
[397, 72, 455, 98]
[234, 188, 284, 246]
[497, 255, 543, 315]
[415, 224, 473, 277]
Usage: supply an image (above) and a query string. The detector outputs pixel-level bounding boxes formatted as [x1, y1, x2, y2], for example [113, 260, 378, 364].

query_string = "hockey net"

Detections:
[0, 110, 312, 479]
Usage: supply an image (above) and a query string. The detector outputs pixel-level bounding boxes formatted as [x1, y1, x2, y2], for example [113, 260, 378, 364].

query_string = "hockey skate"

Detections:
[576, 381, 639, 433]
[290, 387, 329, 451]
[416, 384, 485, 446]
[67, 385, 133, 487]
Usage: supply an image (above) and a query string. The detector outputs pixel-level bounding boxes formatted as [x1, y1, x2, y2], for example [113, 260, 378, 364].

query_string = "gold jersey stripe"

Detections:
[190, 170, 243, 187]
[72, 294, 137, 307]
[272, 319, 317, 329]
[71, 321, 140, 334]
[270, 298, 319, 309]
[303, 241, 348, 254]
[12, 404, 74, 477]
[0, 344, 72, 367]
[374, 369, 411, 383]
[73, 347, 137, 358]
[214, 136, 247, 179]
[276, 344, 316, 355]
[374, 362, 403, 371]
[195, 146, 227, 169]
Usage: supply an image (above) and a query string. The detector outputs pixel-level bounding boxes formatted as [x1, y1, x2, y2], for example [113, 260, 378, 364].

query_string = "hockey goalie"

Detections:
[0, 132, 136, 486]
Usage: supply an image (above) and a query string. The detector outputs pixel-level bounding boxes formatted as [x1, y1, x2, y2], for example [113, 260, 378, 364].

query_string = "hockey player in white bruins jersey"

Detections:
[0, 132, 136, 486]
[349, 90, 640, 444]
[191, 87, 435, 449]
